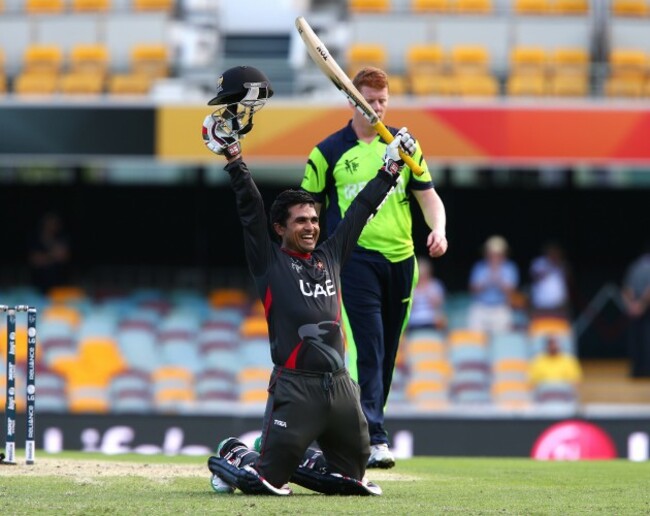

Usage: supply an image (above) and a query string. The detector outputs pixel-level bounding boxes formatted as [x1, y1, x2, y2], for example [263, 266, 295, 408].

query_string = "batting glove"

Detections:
[202, 114, 242, 159]
[382, 127, 416, 176]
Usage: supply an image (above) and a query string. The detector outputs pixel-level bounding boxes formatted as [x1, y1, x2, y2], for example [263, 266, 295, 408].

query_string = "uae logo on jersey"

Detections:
[290, 259, 303, 274]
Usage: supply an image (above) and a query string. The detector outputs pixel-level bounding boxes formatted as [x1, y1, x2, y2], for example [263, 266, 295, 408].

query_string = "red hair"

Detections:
[352, 67, 389, 91]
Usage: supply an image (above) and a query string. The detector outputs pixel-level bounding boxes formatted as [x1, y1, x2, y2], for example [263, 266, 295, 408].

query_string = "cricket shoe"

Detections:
[210, 473, 235, 494]
[367, 444, 395, 469]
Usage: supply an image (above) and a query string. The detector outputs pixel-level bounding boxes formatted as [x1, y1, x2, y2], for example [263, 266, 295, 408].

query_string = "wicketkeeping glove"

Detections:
[382, 127, 416, 176]
[202, 114, 242, 159]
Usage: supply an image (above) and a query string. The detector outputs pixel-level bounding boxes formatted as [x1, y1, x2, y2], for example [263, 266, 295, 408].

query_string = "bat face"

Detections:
[295, 16, 378, 125]
[296, 16, 424, 176]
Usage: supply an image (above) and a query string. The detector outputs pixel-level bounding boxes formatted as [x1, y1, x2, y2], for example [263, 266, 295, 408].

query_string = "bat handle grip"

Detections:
[374, 123, 424, 177]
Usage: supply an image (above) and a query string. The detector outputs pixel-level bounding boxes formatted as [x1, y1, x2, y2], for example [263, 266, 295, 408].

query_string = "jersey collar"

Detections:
[281, 247, 312, 260]
[343, 120, 359, 142]
[345, 119, 381, 144]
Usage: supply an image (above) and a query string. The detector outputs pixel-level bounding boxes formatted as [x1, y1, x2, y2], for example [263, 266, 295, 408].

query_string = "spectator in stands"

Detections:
[407, 256, 446, 332]
[27, 212, 71, 294]
[529, 335, 582, 386]
[621, 245, 650, 378]
[300, 67, 447, 469]
[529, 242, 570, 319]
[467, 235, 519, 333]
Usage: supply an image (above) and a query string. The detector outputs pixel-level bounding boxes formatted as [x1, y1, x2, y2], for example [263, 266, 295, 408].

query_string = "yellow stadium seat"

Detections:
[451, 45, 490, 75]
[548, 74, 589, 96]
[348, 0, 390, 13]
[70, 44, 109, 76]
[492, 379, 530, 397]
[412, 0, 452, 12]
[131, 44, 169, 79]
[605, 76, 645, 97]
[60, 72, 104, 95]
[0, 49, 5, 93]
[644, 78, 650, 96]
[107, 73, 151, 95]
[152, 365, 193, 384]
[494, 359, 530, 376]
[510, 47, 547, 76]
[69, 396, 110, 413]
[26, 0, 64, 13]
[411, 359, 452, 378]
[154, 388, 194, 412]
[407, 45, 445, 76]
[240, 389, 268, 403]
[238, 367, 271, 383]
[23, 45, 63, 74]
[72, 0, 110, 10]
[240, 316, 268, 338]
[14, 73, 59, 95]
[79, 338, 125, 379]
[50, 356, 81, 382]
[456, 0, 493, 13]
[155, 388, 194, 402]
[208, 288, 248, 309]
[133, 0, 174, 11]
[406, 379, 447, 399]
[611, 0, 649, 16]
[407, 339, 445, 356]
[48, 286, 86, 303]
[507, 74, 548, 96]
[528, 317, 571, 336]
[347, 44, 388, 78]
[410, 74, 455, 96]
[456, 74, 499, 96]
[609, 49, 648, 79]
[551, 47, 589, 76]
[43, 304, 81, 327]
[448, 329, 488, 346]
[553, 0, 589, 14]
[514, 0, 551, 14]
[389, 75, 407, 95]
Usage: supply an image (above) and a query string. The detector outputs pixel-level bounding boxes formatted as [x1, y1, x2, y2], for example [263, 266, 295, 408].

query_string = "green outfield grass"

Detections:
[0, 452, 649, 515]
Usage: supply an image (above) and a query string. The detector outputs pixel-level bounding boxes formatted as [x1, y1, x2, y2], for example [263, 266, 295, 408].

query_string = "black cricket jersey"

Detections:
[226, 158, 398, 373]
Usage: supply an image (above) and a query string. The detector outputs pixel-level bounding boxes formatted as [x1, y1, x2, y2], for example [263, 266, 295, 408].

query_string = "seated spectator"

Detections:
[529, 335, 582, 386]
[407, 256, 446, 332]
[467, 235, 519, 333]
[28, 212, 71, 294]
[529, 242, 570, 319]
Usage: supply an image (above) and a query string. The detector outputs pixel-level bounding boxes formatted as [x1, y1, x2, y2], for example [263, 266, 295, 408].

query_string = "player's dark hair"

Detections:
[270, 189, 316, 237]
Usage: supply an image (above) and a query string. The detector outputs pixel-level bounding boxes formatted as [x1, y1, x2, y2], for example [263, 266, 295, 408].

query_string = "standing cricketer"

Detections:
[301, 66, 448, 468]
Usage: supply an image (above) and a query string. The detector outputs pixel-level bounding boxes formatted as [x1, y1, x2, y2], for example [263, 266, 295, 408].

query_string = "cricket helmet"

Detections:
[208, 65, 274, 106]
[207, 66, 273, 137]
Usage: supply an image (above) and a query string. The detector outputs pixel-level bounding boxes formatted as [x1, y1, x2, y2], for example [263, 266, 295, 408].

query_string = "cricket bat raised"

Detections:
[295, 16, 424, 176]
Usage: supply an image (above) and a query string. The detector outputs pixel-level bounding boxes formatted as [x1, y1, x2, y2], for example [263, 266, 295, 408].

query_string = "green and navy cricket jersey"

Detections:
[300, 121, 433, 263]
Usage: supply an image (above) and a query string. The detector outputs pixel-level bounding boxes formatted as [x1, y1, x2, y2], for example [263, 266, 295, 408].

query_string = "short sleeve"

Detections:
[407, 140, 433, 190]
[301, 146, 329, 203]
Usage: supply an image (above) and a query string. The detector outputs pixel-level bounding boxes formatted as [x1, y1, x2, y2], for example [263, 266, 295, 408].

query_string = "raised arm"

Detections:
[203, 115, 272, 276]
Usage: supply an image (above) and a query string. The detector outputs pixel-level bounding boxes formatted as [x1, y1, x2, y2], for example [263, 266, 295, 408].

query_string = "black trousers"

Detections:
[256, 366, 370, 488]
